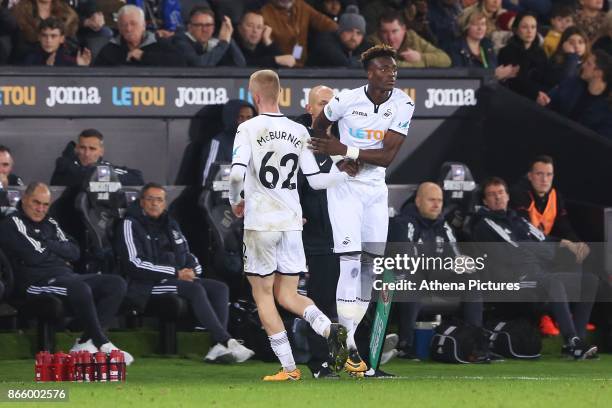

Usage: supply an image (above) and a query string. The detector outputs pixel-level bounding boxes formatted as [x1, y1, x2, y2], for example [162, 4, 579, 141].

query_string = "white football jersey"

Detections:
[231, 113, 321, 231]
[324, 85, 415, 181]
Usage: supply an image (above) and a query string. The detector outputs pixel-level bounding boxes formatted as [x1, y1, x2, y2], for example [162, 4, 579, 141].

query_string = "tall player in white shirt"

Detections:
[228, 70, 351, 381]
[310, 45, 415, 373]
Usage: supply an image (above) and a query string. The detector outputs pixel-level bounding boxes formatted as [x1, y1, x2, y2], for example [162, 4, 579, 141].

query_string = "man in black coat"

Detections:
[294, 85, 364, 377]
[93, 5, 185, 67]
[50, 128, 144, 268]
[50, 128, 143, 188]
[0, 182, 132, 362]
[294, 85, 339, 378]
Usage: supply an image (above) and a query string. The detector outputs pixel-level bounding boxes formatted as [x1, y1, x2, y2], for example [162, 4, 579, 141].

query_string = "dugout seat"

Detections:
[75, 164, 127, 274]
[437, 162, 477, 221]
[0, 187, 21, 219]
[198, 163, 245, 295]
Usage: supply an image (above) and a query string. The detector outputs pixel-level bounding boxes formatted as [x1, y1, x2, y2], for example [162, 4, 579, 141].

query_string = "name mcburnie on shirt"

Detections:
[257, 131, 302, 149]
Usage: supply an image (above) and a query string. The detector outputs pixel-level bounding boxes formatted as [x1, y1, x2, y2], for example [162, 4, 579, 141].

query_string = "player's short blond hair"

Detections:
[249, 70, 280, 104]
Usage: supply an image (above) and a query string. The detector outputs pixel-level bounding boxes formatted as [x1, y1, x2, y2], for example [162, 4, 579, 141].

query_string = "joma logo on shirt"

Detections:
[351, 110, 367, 117]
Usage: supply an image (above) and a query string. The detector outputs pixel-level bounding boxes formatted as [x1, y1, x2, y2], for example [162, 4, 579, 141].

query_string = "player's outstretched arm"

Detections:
[309, 129, 405, 168]
[300, 146, 348, 190]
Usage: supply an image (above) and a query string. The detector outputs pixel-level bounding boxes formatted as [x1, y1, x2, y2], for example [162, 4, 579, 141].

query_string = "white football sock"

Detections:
[303, 304, 332, 338]
[269, 331, 296, 372]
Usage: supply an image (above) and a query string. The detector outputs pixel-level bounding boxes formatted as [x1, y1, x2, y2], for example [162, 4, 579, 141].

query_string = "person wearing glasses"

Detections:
[172, 6, 246, 67]
[117, 182, 255, 363]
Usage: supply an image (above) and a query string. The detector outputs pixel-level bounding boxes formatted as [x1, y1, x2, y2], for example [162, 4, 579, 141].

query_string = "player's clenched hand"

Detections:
[308, 130, 346, 156]
[336, 159, 359, 176]
[232, 200, 245, 218]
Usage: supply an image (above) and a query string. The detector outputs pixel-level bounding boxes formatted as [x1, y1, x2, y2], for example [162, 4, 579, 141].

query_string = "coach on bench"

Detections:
[390, 182, 487, 360]
[0, 182, 133, 362]
[117, 183, 254, 363]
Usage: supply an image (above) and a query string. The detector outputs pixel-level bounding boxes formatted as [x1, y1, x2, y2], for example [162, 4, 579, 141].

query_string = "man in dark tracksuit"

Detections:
[49, 128, 144, 272]
[390, 182, 483, 358]
[297, 145, 341, 377]
[50, 128, 144, 188]
[293, 86, 340, 378]
[116, 183, 254, 363]
[294, 85, 364, 377]
[0, 182, 131, 361]
[471, 177, 598, 359]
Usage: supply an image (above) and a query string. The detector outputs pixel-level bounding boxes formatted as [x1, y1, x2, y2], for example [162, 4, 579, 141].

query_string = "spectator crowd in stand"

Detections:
[0, 0, 610, 136]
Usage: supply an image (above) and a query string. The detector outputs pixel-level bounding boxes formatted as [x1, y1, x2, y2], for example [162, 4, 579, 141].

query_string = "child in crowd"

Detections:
[543, 5, 575, 57]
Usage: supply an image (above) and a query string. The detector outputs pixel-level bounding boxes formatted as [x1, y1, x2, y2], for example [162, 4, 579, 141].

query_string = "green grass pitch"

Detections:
[1, 356, 612, 407]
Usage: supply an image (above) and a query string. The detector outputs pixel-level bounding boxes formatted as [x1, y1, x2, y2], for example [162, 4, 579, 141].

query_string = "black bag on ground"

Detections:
[430, 320, 489, 364]
[487, 319, 541, 359]
[228, 300, 310, 363]
[229, 300, 276, 362]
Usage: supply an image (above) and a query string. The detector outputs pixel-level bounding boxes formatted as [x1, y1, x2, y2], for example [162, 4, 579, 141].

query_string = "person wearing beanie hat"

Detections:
[496, 10, 516, 31]
[489, 10, 516, 54]
[307, 6, 372, 67]
[338, 5, 366, 33]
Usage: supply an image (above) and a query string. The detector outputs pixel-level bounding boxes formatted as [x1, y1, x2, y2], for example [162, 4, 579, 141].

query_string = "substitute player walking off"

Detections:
[228, 70, 351, 381]
[310, 45, 415, 374]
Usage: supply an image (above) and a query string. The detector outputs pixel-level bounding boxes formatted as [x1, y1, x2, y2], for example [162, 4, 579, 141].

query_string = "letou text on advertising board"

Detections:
[0, 76, 481, 118]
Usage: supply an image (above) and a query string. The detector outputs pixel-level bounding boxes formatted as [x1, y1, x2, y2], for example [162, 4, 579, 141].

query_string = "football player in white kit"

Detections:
[310, 45, 415, 373]
[228, 70, 351, 381]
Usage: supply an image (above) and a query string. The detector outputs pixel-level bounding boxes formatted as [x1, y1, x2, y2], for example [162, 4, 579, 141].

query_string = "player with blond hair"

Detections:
[229, 70, 351, 381]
